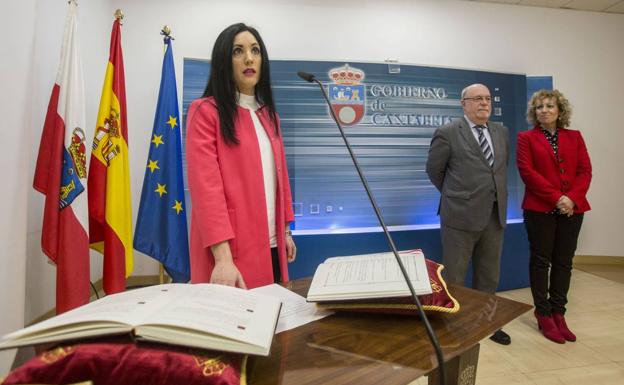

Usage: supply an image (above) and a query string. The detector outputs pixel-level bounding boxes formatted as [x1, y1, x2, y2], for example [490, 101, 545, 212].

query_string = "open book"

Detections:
[307, 250, 433, 312]
[0, 283, 281, 356]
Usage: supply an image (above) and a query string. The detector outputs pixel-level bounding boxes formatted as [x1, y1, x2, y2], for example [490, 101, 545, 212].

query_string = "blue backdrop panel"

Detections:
[182, 59, 533, 290]
[526, 76, 554, 104]
[272, 61, 527, 232]
[289, 223, 529, 291]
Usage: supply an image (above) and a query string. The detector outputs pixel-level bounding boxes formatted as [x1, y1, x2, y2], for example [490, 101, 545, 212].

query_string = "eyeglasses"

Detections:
[463, 96, 492, 103]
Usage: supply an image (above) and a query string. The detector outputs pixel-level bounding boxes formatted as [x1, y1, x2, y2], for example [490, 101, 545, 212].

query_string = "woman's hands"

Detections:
[210, 241, 247, 289]
[557, 195, 575, 217]
[210, 226, 297, 288]
[285, 226, 297, 262]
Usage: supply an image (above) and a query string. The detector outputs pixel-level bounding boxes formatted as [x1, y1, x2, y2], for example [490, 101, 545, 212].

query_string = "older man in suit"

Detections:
[426, 83, 511, 345]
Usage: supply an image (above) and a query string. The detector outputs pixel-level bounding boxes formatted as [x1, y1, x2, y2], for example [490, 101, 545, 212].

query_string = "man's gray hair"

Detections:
[461, 83, 488, 100]
[460, 86, 469, 100]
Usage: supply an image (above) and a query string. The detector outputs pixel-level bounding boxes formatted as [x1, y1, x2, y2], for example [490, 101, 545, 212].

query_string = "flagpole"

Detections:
[159, 264, 165, 284]
[133, 23, 190, 284]
[158, 24, 173, 285]
[89, 6, 134, 294]
[33, 0, 91, 312]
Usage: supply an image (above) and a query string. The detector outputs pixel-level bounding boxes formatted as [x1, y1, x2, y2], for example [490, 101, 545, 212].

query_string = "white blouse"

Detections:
[238, 93, 278, 247]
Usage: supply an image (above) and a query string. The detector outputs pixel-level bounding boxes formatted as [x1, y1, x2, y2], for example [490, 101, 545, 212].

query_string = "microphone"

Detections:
[298, 70, 447, 385]
[297, 71, 315, 83]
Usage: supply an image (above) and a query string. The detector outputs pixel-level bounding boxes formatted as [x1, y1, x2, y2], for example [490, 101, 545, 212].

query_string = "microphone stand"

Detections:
[299, 72, 446, 385]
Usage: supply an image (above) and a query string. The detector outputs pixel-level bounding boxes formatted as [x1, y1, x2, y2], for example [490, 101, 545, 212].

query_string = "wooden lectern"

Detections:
[247, 278, 531, 385]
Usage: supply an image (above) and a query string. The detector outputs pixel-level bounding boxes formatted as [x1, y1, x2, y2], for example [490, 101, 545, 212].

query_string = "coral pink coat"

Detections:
[185, 97, 294, 288]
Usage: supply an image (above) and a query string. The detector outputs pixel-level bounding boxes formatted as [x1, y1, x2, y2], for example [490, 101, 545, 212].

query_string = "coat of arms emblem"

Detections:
[328, 64, 366, 126]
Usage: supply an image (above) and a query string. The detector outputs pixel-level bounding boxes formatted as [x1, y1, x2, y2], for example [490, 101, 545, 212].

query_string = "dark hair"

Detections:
[202, 23, 278, 144]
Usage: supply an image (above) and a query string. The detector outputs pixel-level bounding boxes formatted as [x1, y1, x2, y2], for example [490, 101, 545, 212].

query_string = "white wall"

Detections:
[0, 0, 36, 374]
[15, 0, 624, 328]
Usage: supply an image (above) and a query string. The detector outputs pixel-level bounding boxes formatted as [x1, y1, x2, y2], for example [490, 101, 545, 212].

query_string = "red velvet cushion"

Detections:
[316, 258, 460, 315]
[419, 258, 460, 313]
[2, 342, 245, 385]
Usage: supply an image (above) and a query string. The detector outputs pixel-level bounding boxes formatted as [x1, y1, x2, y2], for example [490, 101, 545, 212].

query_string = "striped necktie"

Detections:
[475, 125, 494, 167]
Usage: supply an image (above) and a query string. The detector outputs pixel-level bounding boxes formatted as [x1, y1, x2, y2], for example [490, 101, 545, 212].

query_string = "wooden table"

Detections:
[12, 279, 531, 385]
[247, 278, 532, 385]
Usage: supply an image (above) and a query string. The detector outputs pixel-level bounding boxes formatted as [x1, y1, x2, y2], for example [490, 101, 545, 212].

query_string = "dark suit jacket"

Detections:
[516, 126, 591, 213]
[427, 117, 509, 232]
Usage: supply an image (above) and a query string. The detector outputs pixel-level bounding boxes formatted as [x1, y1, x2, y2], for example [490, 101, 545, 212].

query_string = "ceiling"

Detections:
[458, 0, 624, 14]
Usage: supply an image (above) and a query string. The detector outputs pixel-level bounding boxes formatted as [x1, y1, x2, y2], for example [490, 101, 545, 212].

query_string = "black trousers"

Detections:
[271, 247, 281, 283]
[523, 210, 584, 315]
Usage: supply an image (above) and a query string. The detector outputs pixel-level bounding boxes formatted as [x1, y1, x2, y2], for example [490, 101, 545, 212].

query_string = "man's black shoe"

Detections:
[489, 329, 511, 345]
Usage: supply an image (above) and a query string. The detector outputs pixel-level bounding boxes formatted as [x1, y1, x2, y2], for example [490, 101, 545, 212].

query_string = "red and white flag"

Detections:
[33, 1, 90, 314]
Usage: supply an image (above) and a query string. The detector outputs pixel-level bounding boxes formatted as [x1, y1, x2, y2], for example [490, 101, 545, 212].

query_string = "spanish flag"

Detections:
[88, 15, 133, 294]
[33, 1, 90, 314]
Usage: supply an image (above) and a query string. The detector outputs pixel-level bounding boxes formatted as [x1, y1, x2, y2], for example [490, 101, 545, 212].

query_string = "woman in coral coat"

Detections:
[186, 23, 296, 289]
[517, 89, 592, 344]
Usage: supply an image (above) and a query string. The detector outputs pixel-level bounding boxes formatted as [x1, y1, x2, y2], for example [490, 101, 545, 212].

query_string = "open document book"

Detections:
[0, 284, 281, 356]
[307, 250, 441, 315]
[307, 249, 432, 301]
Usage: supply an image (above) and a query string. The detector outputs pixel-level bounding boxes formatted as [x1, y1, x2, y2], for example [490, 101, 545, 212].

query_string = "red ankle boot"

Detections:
[552, 313, 576, 342]
[534, 311, 565, 344]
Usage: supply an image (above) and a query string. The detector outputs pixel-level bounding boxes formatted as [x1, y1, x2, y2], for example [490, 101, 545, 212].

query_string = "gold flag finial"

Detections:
[114, 9, 124, 21]
[161, 25, 174, 41]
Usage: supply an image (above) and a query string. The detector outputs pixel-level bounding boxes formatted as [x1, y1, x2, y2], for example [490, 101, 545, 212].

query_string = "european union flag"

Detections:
[134, 37, 190, 282]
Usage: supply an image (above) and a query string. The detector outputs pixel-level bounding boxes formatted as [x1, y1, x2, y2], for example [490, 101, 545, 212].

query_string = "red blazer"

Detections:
[186, 97, 295, 288]
[517, 126, 592, 213]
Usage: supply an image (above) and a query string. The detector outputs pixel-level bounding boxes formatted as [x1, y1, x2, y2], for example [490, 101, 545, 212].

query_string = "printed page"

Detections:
[139, 284, 281, 350]
[307, 250, 432, 301]
[1, 284, 280, 352]
[0, 284, 178, 345]
[251, 284, 333, 333]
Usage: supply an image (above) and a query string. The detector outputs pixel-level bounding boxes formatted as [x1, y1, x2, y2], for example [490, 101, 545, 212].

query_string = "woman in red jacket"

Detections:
[186, 23, 296, 289]
[517, 89, 592, 343]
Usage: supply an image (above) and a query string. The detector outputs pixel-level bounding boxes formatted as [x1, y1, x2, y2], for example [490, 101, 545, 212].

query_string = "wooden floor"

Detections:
[412, 264, 624, 385]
